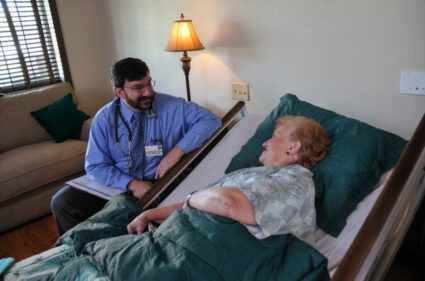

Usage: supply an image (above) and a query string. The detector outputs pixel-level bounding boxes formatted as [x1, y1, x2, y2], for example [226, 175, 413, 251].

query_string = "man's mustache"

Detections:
[138, 96, 153, 103]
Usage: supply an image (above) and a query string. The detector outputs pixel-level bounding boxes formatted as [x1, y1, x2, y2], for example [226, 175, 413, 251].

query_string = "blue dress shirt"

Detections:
[85, 92, 221, 191]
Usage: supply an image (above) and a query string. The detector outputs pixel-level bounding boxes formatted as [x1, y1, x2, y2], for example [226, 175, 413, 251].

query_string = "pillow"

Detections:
[226, 94, 407, 237]
[31, 93, 90, 143]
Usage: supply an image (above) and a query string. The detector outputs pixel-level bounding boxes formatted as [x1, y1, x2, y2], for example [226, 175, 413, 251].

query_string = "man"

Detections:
[51, 57, 221, 235]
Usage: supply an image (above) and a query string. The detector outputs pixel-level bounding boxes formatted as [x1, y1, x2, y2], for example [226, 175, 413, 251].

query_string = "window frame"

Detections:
[0, 0, 71, 94]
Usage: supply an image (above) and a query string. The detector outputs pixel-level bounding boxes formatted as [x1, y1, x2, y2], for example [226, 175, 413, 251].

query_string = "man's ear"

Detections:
[114, 87, 124, 99]
[288, 141, 302, 155]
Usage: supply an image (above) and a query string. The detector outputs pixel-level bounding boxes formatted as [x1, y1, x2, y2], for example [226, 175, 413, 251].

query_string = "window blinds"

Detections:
[0, 0, 64, 93]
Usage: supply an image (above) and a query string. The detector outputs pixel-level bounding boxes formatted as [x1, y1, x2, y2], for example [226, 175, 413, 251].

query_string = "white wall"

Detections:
[56, 0, 425, 139]
[55, 0, 114, 114]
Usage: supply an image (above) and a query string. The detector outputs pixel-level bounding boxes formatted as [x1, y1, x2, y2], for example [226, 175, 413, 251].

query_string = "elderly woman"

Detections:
[128, 115, 330, 245]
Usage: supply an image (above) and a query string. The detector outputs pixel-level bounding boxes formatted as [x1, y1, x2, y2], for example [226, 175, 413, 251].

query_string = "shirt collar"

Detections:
[118, 98, 136, 123]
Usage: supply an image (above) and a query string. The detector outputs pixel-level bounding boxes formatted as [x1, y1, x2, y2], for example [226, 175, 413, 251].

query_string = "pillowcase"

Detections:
[226, 94, 407, 237]
[31, 93, 90, 143]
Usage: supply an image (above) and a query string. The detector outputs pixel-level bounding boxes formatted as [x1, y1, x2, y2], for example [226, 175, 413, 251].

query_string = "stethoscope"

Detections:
[114, 98, 158, 168]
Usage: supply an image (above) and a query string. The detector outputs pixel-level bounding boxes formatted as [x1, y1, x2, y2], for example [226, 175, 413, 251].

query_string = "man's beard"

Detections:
[124, 93, 154, 111]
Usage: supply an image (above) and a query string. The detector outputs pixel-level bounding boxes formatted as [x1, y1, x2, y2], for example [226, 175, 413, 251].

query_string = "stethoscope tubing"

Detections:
[115, 99, 132, 143]
[114, 98, 157, 143]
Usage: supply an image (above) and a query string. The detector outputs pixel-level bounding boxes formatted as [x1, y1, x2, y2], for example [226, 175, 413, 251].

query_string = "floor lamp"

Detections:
[165, 14, 204, 102]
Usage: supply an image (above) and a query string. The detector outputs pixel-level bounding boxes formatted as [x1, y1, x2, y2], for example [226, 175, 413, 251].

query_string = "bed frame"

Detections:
[138, 102, 425, 281]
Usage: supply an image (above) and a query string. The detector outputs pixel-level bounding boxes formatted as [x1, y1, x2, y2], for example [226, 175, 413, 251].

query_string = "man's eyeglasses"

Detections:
[124, 80, 156, 93]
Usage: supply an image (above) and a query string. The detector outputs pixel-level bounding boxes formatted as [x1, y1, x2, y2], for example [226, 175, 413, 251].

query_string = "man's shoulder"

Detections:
[93, 99, 116, 121]
[154, 92, 184, 103]
[153, 93, 186, 114]
[97, 99, 116, 112]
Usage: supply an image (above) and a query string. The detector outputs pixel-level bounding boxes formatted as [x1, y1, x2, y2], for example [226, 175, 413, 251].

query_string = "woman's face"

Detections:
[259, 124, 294, 167]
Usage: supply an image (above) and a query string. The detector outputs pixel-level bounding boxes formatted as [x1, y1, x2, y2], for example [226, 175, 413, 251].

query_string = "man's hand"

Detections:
[126, 180, 154, 199]
[155, 146, 185, 179]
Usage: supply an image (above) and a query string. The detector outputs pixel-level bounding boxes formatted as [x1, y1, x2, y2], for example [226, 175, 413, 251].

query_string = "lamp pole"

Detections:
[181, 51, 192, 101]
[165, 14, 204, 102]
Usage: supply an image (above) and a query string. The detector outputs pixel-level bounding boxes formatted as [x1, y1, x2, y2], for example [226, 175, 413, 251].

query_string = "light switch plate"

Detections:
[400, 71, 425, 95]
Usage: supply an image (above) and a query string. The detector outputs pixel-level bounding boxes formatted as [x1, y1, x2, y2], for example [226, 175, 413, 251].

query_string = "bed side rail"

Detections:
[332, 112, 425, 281]
[137, 101, 246, 209]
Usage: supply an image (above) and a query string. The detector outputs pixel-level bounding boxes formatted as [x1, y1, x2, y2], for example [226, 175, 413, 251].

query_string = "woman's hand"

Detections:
[127, 210, 152, 235]
[127, 202, 184, 235]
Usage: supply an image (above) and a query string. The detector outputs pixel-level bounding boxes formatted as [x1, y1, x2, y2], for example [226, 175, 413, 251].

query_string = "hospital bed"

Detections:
[4, 94, 424, 281]
[139, 95, 425, 281]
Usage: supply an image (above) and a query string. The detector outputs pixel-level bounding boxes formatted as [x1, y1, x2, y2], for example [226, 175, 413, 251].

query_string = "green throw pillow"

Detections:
[226, 94, 407, 237]
[31, 93, 90, 143]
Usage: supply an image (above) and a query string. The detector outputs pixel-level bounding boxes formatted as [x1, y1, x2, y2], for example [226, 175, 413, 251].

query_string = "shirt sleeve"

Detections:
[85, 110, 132, 191]
[175, 101, 221, 153]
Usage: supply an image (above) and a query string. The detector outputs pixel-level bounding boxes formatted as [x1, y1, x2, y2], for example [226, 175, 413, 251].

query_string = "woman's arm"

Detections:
[127, 202, 183, 235]
[127, 186, 256, 235]
[188, 187, 256, 225]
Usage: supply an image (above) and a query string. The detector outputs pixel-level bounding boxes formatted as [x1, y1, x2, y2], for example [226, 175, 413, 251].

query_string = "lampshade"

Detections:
[165, 14, 205, 52]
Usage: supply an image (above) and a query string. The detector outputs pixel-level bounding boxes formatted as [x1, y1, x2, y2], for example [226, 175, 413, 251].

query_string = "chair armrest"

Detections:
[79, 117, 93, 141]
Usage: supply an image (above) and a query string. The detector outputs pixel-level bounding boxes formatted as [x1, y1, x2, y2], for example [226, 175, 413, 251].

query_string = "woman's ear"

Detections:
[288, 141, 302, 155]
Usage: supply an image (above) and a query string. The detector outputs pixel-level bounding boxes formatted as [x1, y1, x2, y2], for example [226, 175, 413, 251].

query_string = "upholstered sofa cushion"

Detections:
[0, 139, 87, 202]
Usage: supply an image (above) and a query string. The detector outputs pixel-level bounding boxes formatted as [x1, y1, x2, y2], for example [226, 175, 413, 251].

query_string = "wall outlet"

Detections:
[231, 82, 249, 101]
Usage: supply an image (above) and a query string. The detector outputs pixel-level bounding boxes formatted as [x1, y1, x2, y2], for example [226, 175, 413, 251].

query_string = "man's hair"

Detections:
[110, 57, 150, 88]
[275, 116, 330, 169]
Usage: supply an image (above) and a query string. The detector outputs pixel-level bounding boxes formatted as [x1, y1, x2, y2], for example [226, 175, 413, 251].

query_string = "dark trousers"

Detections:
[50, 186, 108, 235]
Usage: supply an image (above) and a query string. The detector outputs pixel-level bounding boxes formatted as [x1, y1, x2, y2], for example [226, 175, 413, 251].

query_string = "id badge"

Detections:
[145, 144, 163, 157]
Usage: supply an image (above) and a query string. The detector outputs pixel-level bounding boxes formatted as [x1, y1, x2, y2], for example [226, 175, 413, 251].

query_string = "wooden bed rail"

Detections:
[137, 101, 246, 209]
[332, 112, 425, 281]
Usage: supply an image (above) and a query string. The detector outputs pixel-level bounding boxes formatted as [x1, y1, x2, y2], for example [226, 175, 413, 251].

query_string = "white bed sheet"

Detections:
[159, 114, 390, 276]
[159, 114, 265, 207]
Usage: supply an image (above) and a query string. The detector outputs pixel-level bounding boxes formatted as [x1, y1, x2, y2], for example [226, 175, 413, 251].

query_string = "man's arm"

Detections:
[154, 146, 185, 179]
[85, 111, 133, 191]
[175, 101, 221, 155]
[154, 100, 221, 180]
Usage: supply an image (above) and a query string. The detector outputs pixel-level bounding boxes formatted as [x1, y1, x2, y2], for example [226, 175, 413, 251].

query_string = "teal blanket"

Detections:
[6, 196, 330, 281]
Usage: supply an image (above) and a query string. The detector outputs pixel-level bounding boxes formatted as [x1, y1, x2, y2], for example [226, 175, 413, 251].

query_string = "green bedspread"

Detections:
[5, 195, 330, 281]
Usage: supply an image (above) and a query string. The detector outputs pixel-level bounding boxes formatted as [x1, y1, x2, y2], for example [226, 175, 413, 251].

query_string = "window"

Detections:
[0, 0, 70, 93]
